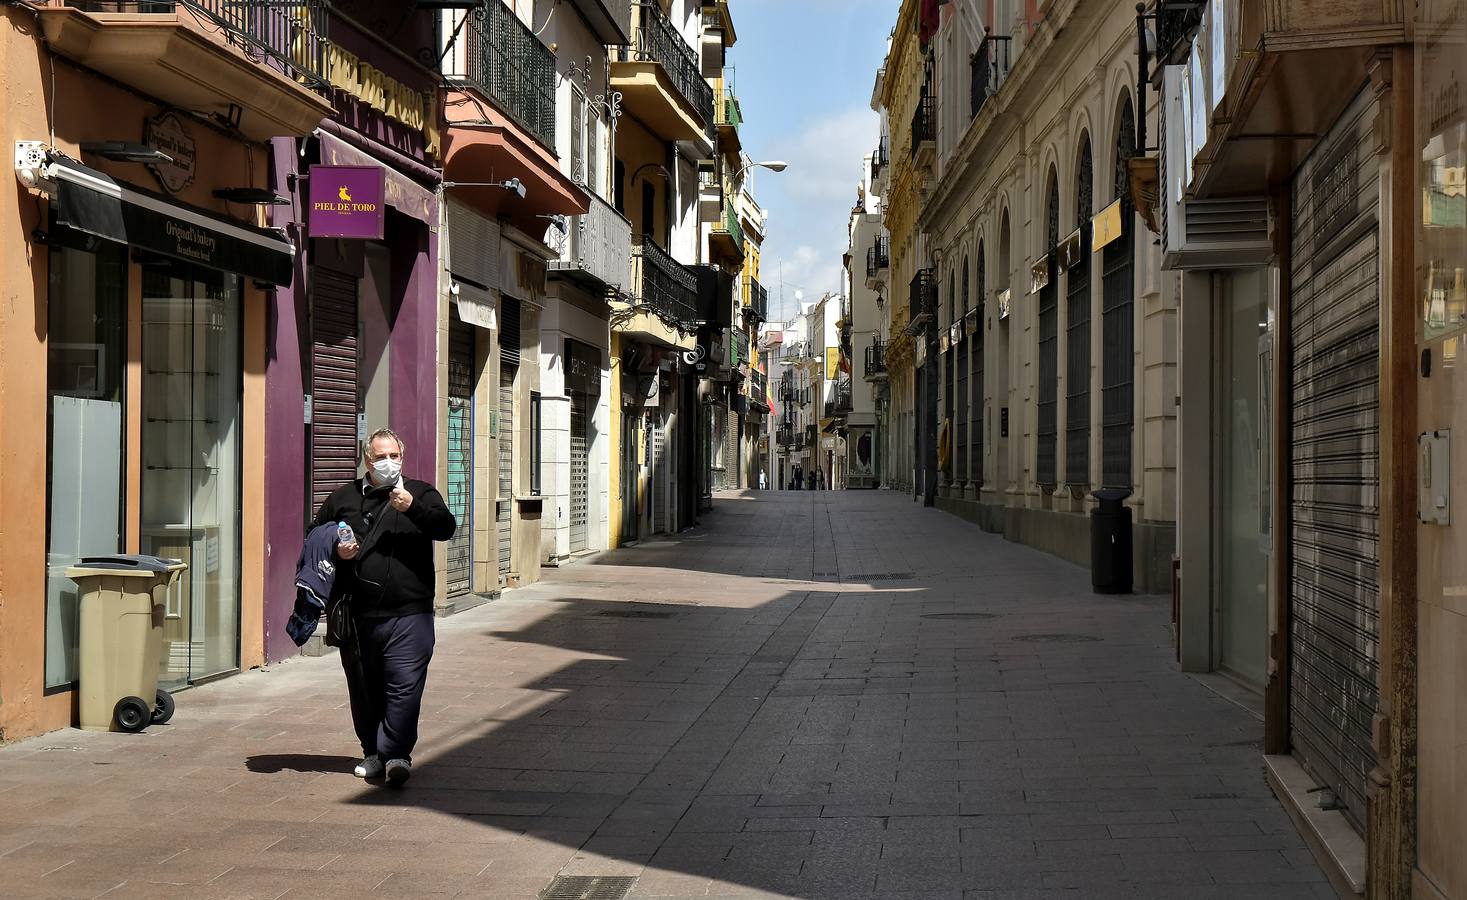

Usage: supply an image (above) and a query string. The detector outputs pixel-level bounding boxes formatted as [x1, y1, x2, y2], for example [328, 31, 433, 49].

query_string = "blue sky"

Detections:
[726, 0, 892, 324]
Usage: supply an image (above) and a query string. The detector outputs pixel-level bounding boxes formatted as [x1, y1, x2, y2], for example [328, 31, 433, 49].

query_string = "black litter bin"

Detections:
[1090, 489, 1132, 594]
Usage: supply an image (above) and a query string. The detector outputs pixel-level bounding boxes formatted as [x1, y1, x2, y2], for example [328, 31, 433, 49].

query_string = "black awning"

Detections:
[50, 157, 295, 286]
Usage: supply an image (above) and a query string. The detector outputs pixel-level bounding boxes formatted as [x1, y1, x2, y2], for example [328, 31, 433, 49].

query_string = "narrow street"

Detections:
[0, 491, 1329, 900]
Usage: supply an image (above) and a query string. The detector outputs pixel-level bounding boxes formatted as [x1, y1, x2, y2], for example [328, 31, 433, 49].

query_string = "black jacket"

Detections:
[312, 477, 457, 619]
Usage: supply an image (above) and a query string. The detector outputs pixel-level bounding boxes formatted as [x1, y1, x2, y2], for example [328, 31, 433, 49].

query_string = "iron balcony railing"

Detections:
[621, 1, 715, 130]
[970, 33, 1012, 120]
[443, 0, 557, 148]
[824, 382, 852, 418]
[779, 378, 798, 402]
[866, 235, 890, 278]
[746, 276, 769, 322]
[549, 190, 632, 290]
[864, 338, 887, 379]
[776, 423, 794, 447]
[65, 0, 331, 87]
[909, 268, 934, 329]
[631, 238, 699, 329]
[872, 134, 889, 181]
[1156, 0, 1206, 66]
[911, 88, 935, 158]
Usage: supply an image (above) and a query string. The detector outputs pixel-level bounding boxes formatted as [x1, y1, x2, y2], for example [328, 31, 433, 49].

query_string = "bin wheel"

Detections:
[151, 690, 175, 725]
[114, 696, 151, 733]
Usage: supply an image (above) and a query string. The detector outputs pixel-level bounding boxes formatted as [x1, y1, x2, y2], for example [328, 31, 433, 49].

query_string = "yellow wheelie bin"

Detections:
[68, 555, 187, 732]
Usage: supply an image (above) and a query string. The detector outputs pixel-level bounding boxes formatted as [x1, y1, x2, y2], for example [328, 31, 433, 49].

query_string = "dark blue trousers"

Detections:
[341, 612, 435, 763]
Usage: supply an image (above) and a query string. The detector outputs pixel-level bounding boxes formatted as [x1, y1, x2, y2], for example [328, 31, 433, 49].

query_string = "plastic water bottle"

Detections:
[337, 521, 355, 544]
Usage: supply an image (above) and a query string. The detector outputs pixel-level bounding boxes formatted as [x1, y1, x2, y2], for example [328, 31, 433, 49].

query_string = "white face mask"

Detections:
[371, 457, 402, 485]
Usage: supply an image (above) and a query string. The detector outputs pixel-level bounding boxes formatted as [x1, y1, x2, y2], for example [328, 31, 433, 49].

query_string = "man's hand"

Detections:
[337, 539, 359, 560]
[390, 485, 414, 512]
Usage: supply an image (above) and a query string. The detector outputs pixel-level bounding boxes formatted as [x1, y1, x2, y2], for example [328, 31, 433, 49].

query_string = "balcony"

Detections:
[871, 134, 889, 183]
[744, 276, 769, 322]
[864, 338, 887, 381]
[36, 0, 334, 142]
[710, 200, 745, 263]
[549, 191, 632, 291]
[715, 88, 742, 155]
[865, 234, 890, 288]
[625, 238, 699, 336]
[824, 383, 853, 419]
[908, 269, 934, 333]
[612, 1, 715, 144]
[911, 88, 935, 166]
[567, 0, 632, 45]
[750, 369, 768, 410]
[442, 0, 557, 150]
[731, 329, 750, 370]
[970, 34, 1012, 120]
[780, 380, 798, 403]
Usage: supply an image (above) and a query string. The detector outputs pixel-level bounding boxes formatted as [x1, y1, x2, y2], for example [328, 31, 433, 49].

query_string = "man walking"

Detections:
[314, 427, 456, 785]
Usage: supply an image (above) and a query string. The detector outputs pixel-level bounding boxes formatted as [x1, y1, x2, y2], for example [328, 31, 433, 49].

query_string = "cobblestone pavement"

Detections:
[0, 490, 1330, 899]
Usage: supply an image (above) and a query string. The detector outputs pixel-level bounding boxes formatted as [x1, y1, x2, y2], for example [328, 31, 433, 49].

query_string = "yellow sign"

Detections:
[825, 348, 840, 380]
[1092, 199, 1123, 251]
[324, 44, 441, 157]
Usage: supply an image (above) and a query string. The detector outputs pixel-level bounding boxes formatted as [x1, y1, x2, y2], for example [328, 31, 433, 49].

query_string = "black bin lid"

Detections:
[75, 554, 181, 575]
[1090, 488, 1132, 510]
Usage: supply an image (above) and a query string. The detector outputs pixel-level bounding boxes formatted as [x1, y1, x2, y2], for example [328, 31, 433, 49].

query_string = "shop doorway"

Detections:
[446, 312, 475, 598]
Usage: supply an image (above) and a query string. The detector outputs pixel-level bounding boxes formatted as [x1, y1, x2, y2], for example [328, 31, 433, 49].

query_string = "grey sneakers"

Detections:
[385, 758, 411, 785]
[353, 755, 384, 779]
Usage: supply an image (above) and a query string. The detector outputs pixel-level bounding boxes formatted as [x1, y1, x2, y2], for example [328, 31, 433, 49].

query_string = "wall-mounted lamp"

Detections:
[214, 187, 290, 205]
[82, 142, 172, 165]
[442, 177, 529, 199]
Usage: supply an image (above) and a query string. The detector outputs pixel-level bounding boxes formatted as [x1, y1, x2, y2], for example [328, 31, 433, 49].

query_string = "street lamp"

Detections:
[734, 160, 789, 182]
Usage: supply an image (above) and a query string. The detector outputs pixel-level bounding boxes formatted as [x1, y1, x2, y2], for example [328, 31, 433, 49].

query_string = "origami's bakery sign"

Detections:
[309, 165, 385, 239]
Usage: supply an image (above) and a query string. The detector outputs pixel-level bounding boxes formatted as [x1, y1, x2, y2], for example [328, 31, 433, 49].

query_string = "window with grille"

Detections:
[1102, 100, 1136, 490]
[1037, 171, 1060, 487]
[1066, 137, 1093, 488]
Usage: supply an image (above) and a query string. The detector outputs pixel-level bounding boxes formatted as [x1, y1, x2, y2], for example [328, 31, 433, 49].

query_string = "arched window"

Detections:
[1066, 135, 1094, 487]
[1037, 166, 1061, 487]
[1102, 99, 1136, 490]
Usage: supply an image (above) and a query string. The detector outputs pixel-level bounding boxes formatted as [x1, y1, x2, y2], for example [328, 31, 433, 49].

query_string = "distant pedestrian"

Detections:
[758, 469, 767, 490]
[792, 466, 804, 490]
[315, 427, 456, 786]
[815, 468, 825, 490]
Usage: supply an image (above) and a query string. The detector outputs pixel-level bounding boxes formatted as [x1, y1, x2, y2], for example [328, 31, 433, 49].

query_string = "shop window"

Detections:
[140, 259, 243, 690]
[45, 242, 128, 689]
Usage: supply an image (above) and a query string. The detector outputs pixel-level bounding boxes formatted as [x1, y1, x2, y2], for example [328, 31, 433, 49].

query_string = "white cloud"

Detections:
[755, 106, 878, 320]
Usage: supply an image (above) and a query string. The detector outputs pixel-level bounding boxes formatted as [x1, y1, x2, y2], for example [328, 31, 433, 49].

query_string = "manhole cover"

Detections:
[1012, 633, 1102, 643]
[595, 610, 675, 619]
[540, 876, 637, 900]
[866, 572, 917, 581]
[921, 613, 998, 620]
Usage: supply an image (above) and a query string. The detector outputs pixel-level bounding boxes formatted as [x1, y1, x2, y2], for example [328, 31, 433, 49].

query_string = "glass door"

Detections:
[140, 260, 243, 690]
[1215, 268, 1269, 688]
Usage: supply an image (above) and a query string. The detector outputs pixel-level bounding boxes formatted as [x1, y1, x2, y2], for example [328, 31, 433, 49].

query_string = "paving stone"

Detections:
[0, 490, 1327, 899]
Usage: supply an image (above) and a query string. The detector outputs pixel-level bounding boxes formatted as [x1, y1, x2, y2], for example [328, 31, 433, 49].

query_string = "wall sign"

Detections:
[1030, 254, 1050, 293]
[309, 165, 385, 239]
[144, 112, 196, 194]
[1093, 199, 1124, 251]
[997, 287, 1012, 320]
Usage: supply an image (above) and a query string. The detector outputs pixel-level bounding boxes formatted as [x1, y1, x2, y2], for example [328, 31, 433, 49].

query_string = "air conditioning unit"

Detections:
[1163, 196, 1272, 269]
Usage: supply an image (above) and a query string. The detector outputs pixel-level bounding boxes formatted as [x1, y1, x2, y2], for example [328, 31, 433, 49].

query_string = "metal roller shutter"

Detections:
[310, 269, 358, 514]
[569, 391, 589, 552]
[498, 366, 515, 582]
[446, 315, 474, 597]
[723, 407, 738, 490]
[1287, 87, 1380, 835]
[500, 296, 521, 368]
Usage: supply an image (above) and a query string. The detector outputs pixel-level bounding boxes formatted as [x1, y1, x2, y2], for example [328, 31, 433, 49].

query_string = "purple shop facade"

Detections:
[262, 16, 443, 662]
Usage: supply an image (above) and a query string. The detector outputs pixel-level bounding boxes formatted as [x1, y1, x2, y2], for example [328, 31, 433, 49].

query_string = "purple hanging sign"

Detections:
[308, 165, 386, 239]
